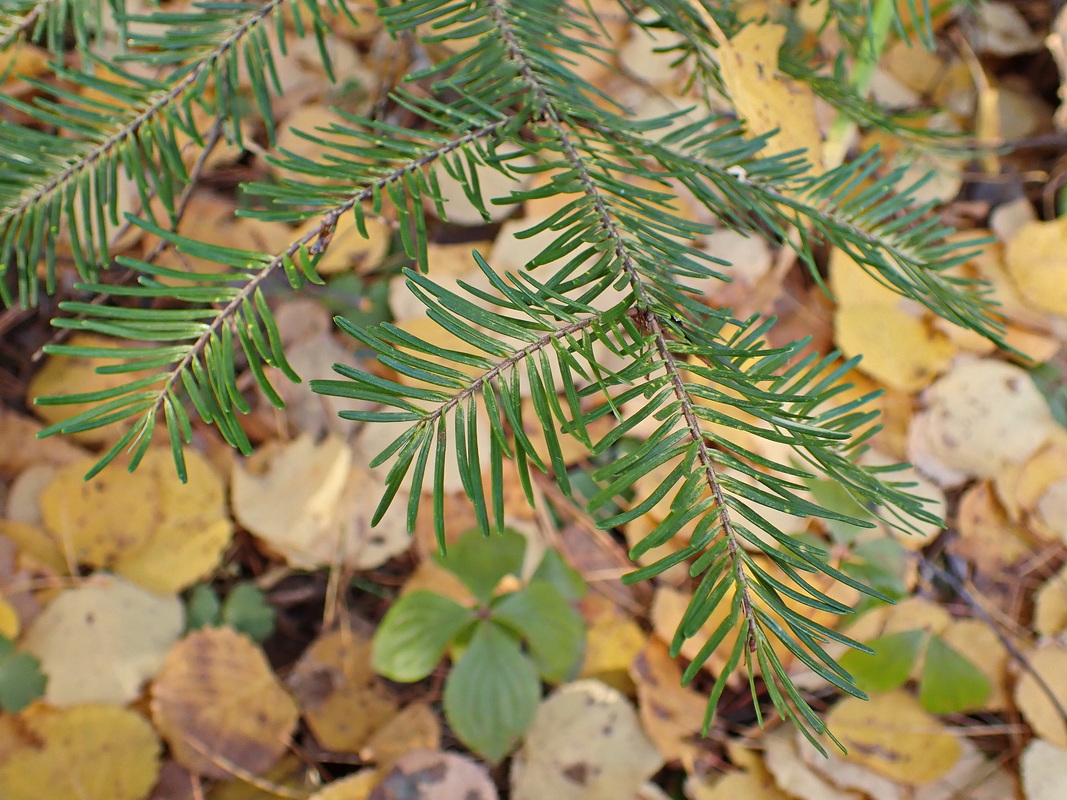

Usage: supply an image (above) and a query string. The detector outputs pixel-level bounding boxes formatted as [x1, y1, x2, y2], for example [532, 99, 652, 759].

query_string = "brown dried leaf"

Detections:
[287, 627, 399, 753]
[151, 628, 299, 778]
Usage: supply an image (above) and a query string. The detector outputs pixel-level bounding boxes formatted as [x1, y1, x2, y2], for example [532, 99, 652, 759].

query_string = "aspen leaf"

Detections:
[912, 359, 1056, 479]
[361, 702, 441, 773]
[578, 610, 645, 693]
[1022, 739, 1067, 800]
[28, 334, 152, 445]
[835, 306, 955, 392]
[1035, 565, 1067, 637]
[1015, 642, 1067, 747]
[510, 680, 663, 800]
[1006, 216, 1067, 318]
[371, 750, 497, 800]
[310, 770, 380, 800]
[39, 449, 232, 593]
[629, 638, 707, 766]
[23, 574, 183, 707]
[232, 434, 410, 570]
[151, 627, 299, 778]
[715, 23, 822, 169]
[0, 705, 160, 800]
[288, 627, 400, 753]
[823, 693, 962, 785]
[0, 407, 85, 473]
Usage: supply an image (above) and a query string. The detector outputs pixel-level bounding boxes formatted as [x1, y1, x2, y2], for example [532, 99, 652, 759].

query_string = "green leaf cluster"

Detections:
[0, 635, 47, 713]
[185, 582, 277, 643]
[372, 530, 586, 762]
[839, 629, 990, 714]
[2, 0, 1005, 748]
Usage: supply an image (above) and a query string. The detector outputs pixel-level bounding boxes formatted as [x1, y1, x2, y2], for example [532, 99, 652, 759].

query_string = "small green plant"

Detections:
[840, 629, 990, 714]
[372, 529, 585, 762]
[184, 581, 276, 643]
[0, 634, 47, 713]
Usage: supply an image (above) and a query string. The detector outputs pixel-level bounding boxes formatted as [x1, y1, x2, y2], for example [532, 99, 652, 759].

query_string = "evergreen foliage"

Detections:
[2, 0, 1001, 747]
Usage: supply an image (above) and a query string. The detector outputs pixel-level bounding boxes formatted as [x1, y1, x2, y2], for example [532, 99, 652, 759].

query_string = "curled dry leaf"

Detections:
[995, 436, 1067, 545]
[908, 359, 1056, 482]
[38, 449, 232, 594]
[370, 749, 497, 800]
[0, 704, 160, 800]
[510, 679, 663, 800]
[955, 481, 1033, 566]
[151, 627, 299, 778]
[762, 726, 860, 800]
[287, 626, 399, 753]
[232, 434, 410, 570]
[23, 574, 183, 707]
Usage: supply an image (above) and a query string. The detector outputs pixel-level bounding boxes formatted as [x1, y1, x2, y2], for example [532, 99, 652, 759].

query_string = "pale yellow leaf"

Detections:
[23, 574, 183, 707]
[1006, 216, 1067, 318]
[1022, 739, 1067, 800]
[232, 434, 410, 570]
[1015, 642, 1067, 747]
[373, 750, 497, 799]
[510, 680, 663, 800]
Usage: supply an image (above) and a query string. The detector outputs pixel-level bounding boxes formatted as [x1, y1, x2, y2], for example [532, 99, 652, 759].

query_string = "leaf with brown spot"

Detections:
[151, 627, 299, 778]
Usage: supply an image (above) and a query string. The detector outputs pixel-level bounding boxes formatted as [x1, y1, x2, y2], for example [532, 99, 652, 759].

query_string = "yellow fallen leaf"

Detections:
[1035, 565, 1067, 638]
[287, 627, 399, 753]
[27, 334, 153, 446]
[308, 770, 380, 800]
[360, 702, 440, 773]
[1015, 642, 1067, 747]
[151, 627, 299, 778]
[0, 705, 160, 800]
[232, 434, 411, 570]
[835, 305, 955, 392]
[1006, 216, 1067, 318]
[510, 680, 663, 800]
[297, 208, 390, 276]
[39, 449, 233, 593]
[0, 599, 18, 639]
[715, 23, 822, 170]
[578, 608, 646, 693]
[23, 574, 183, 707]
[629, 638, 708, 768]
[824, 692, 962, 785]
